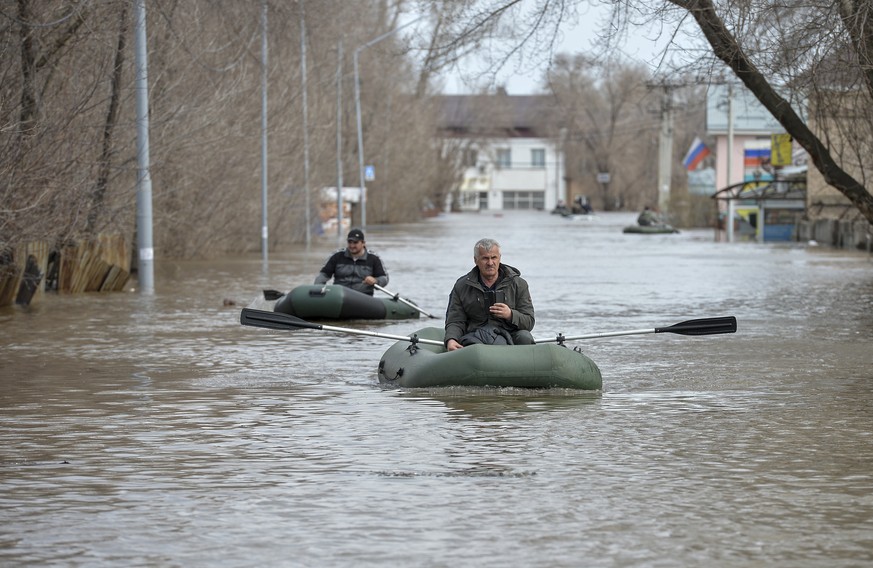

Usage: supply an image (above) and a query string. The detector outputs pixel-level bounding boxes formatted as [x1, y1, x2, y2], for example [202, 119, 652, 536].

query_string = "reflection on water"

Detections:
[1, 211, 872, 567]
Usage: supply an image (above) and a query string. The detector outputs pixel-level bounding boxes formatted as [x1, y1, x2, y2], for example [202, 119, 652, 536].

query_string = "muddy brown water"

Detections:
[2, 211, 872, 567]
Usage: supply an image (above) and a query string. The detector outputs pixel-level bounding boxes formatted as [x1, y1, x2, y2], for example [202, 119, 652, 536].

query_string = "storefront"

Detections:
[712, 175, 806, 243]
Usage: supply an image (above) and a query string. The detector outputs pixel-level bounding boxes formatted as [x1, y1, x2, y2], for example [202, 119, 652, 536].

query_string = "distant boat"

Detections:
[564, 213, 598, 222]
[622, 224, 680, 234]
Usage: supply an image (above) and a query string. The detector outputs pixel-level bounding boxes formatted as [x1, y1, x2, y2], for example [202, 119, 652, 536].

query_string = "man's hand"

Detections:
[489, 302, 510, 320]
[446, 339, 463, 351]
[363, 276, 376, 286]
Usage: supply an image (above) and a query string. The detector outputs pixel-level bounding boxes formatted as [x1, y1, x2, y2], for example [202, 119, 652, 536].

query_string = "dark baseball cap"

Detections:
[347, 229, 365, 242]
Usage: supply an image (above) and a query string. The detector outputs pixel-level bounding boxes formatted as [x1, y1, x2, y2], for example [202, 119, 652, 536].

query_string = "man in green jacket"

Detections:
[444, 238, 535, 351]
[637, 206, 659, 226]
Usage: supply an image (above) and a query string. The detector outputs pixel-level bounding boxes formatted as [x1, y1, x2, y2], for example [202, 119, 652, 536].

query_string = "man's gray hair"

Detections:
[474, 238, 500, 259]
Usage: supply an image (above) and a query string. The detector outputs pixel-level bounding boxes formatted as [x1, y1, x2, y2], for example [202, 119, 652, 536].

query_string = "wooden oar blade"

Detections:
[656, 316, 737, 336]
[240, 308, 321, 331]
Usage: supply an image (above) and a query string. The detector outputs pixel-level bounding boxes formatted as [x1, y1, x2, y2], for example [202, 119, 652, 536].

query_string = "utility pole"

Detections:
[557, 128, 567, 207]
[646, 80, 680, 217]
[656, 84, 676, 216]
[134, 0, 154, 294]
[260, 0, 268, 263]
[336, 39, 344, 246]
[726, 83, 735, 243]
[300, 14, 311, 248]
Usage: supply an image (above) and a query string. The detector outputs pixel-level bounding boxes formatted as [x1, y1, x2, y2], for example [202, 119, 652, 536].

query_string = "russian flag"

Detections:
[683, 137, 711, 171]
[744, 147, 770, 167]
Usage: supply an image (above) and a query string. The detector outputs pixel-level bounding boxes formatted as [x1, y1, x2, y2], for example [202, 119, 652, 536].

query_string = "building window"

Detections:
[463, 148, 478, 168]
[478, 192, 488, 210]
[531, 148, 545, 168]
[496, 149, 511, 169]
[503, 191, 545, 210]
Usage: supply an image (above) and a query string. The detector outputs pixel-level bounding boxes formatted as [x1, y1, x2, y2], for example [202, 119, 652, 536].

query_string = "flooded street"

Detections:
[2, 211, 872, 567]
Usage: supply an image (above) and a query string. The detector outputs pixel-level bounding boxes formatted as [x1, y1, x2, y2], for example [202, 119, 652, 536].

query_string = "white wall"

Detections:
[460, 137, 564, 211]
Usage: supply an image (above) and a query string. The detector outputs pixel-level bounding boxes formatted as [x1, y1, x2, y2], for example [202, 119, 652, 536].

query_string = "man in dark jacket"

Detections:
[444, 238, 535, 351]
[314, 228, 388, 295]
[637, 206, 659, 226]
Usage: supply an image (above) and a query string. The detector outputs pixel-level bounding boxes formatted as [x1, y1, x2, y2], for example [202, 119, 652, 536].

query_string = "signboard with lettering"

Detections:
[771, 134, 793, 166]
[706, 83, 795, 134]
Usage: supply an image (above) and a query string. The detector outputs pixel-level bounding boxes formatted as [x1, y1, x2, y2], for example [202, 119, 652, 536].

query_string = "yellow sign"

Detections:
[771, 134, 793, 166]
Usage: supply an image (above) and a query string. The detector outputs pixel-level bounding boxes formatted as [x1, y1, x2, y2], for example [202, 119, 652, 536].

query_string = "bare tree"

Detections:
[547, 54, 661, 210]
[87, 4, 128, 235]
[668, 0, 873, 225]
[0, 0, 483, 263]
[420, 0, 873, 227]
[2, 0, 132, 252]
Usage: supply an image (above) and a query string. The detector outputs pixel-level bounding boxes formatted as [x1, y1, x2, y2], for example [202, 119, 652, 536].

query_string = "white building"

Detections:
[437, 93, 565, 212]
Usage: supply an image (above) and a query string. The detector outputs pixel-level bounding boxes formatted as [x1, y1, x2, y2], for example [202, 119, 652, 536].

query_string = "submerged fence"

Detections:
[0, 235, 131, 307]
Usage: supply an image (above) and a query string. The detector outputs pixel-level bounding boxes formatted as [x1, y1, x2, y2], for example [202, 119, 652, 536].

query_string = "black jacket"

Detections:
[314, 248, 388, 295]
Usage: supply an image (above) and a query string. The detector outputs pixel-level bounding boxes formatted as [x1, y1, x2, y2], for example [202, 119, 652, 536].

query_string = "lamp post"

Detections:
[134, 0, 154, 294]
[353, 17, 421, 230]
[260, 0, 268, 263]
[726, 83, 735, 243]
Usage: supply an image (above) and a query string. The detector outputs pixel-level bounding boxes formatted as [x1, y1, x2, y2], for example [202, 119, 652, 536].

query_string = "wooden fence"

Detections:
[0, 235, 131, 307]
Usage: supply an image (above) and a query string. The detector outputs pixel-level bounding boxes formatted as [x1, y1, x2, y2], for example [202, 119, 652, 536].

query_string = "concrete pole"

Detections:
[557, 128, 567, 207]
[260, 0, 269, 262]
[758, 204, 766, 243]
[727, 84, 735, 243]
[336, 40, 344, 245]
[133, 0, 154, 294]
[301, 15, 311, 248]
[657, 87, 674, 215]
[353, 49, 366, 230]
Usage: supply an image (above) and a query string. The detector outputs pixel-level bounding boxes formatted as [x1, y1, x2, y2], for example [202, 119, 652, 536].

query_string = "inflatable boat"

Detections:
[377, 327, 602, 390]
[622, 224, 679, 234]
[273, 285, 421, 320]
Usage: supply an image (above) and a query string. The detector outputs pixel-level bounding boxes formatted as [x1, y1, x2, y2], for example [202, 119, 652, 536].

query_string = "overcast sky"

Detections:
[432, 4, 680, 95]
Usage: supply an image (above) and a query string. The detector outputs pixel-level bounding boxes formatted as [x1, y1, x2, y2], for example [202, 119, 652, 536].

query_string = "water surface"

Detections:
[2, 211, 872, 567]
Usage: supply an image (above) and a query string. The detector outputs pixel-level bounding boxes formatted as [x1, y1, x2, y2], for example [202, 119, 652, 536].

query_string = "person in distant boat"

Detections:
[637, 206, 659, 226]
[444, 238, 535, 351]
[314, 228, 388, 295]
[574, 195, 593, 214]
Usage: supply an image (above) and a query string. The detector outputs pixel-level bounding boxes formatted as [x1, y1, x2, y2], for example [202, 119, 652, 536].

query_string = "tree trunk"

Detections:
[673, 0, 873, 226]
[87, 5, 128, 234]
[17, 0, 37, 137]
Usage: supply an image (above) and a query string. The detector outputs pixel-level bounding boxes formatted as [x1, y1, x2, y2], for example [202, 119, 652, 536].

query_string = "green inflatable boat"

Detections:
[274, 285, 420, 320]
[377, 327, 602, 390]
[622, 224, 679, 234]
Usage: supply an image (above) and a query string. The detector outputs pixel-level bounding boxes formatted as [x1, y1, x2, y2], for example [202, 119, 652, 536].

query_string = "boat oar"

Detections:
[263, 289, 285, 301]
[240, 308, 445, 346]
[535, 316, 737, 343]
[373, 284, 439, 319]
[264, 285, 329, 300]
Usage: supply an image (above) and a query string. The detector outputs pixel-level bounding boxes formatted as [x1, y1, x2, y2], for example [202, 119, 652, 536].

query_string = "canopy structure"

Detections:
[711, 172, 806, 243]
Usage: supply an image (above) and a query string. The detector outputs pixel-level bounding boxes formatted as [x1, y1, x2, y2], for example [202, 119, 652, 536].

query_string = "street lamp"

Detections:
[353, 17, 422, 230]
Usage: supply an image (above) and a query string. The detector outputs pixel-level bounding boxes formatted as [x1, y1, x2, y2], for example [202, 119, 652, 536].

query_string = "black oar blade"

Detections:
[263, 289, 285, 301]
[240, 308, 322, 331]
[656, 316, 737, 336]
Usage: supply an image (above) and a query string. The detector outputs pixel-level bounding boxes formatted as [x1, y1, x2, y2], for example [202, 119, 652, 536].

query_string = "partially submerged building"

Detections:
[436, 91, 565, 212]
